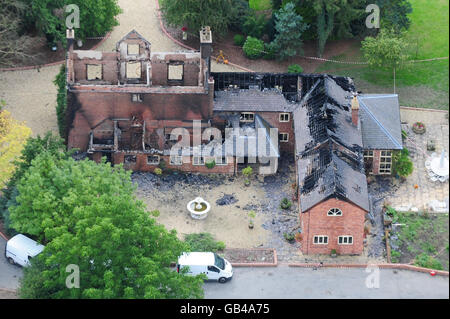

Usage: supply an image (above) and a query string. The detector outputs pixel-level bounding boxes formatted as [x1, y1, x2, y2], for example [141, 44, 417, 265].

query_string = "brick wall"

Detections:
[102, 153, 235, 174]
[299, 198, 367, 255]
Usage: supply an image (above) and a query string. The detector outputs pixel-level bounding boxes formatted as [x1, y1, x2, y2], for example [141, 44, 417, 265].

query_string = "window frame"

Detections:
[215, 156, 228, 166]
[131, 94, 143, 103]
[127, 44, 140, 55]
[170, 155, 183, 166]
[240, 112, 255, 123]
[124, 155, 137, 164]
[363, 150, 374, 174]
[147, 155, 160, 165]
[167, 61, 184, 82]
[86, 64, 103, 81]
[338, 235, 353, 245]
[279, 113, 290, 122]
[313, 235, 329, 245]
[279, 133, 289, 143]
[379, 150, 393, 175]
[126, 61, 142, 79]
[327, 208, 343, 217]
[192, 156, 205, 166]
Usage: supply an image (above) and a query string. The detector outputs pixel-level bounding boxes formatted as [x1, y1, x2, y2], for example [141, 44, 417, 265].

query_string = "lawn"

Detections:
[249, 0, 272, 11]
[316, 0, 449, 110]
[388, 209, 449, 271]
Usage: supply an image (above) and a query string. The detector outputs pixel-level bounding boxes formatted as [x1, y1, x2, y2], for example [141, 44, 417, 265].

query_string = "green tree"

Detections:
[54, 65, 67, 139]
[242, 11, 267, 38]
[376, 0, 412, 33]
[270, 2, 309, 61]
[160, 0, 248, 37]
[0, 132, 67, 234]
[22, 0, 121, 45]
[393, 148, 413, 178]
[243, 36, 264, 59]
[12, 155, 204, 298]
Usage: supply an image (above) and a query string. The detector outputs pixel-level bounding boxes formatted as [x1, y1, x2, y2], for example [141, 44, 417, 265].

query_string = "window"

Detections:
[131, 94, 143, 102]
[168, 62, 184, 81]
[338, 236, 353, 245]
[126, 62, 141, 79]
[127, 44, 139, 55]
[313, 235, 328, 245]
[170, 155, 183, 165]
[193, 156, 205, 166]
[279, 113, 290, 122]
[279, 133, 289, 143]
[207, 265, 220, 273]
[147, 155, 160, 165]
[364, 150, 374, 174]
[379, 150, 392, 174]
[124, 155, 136, 164]
[240, 112, 254, 122]
[215, 156, 227, 165]
[327, 208, 342, 216]
[87, 64, 102, 80]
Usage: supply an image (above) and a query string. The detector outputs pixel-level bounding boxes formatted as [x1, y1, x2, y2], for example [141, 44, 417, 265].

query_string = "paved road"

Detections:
[0, 237, 23, 291]
[204, 265, 449, 299]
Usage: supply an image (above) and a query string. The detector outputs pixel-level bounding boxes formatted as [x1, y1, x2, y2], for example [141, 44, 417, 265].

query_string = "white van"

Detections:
[177, 252, 233, 283]
[5, 234, 45, 267]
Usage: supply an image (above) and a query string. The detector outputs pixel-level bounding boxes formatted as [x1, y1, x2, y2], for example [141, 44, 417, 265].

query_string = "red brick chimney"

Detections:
[351, 94, 359, 126]
[66, 29, 75, 55]
[200, 26, 212, 74]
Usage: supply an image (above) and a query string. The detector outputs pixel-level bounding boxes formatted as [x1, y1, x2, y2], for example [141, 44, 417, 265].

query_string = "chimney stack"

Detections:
[351, 94, 359, 126]
[200, 26, 212, 74]
[66, 29, 75, 55]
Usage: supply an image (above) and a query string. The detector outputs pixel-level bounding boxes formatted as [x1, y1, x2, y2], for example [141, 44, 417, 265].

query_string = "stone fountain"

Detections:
[187, 197, 211, 220]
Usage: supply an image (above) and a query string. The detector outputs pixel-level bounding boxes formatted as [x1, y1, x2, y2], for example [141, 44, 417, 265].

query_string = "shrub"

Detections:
[287, 64, 303, 73]
[154, 167, 162, 175]
[243, 36, 264, 59]
[242, 166, 253, 177]
[283, 232, 295, 242]
[242, 12, 267, 38]
[205, 159, 216, 169]
[234, 34, 245, 46]
[393, 148, 413, 178]
[263, 42, 276, 60]
[414, 253, 443, 270]
[280, 198, 292, 210]
[184, 233, 226, 252]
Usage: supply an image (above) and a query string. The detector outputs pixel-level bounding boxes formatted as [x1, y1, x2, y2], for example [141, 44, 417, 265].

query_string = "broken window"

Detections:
[126, 62, 141, 79]
[379, 150, 392, 174]
[193, 156, 205, 166]
[313, 235, 328, 245]
[168, 62, 184, 81]
[327, 208, 342, 216]
[338, 236, 353, 245]
[170, 155, 183, 165]
[131, 94, 143, 102]
[124, 155, 137, 164]
[363, 150, 374, 174]
[127, 44, 139, 55]
[147, 155, 160, 165]
[87, 64, 102, 80]
[279, 133, 289, 143]
[240, 112, 254, 123]
[279, 113, 290, 122]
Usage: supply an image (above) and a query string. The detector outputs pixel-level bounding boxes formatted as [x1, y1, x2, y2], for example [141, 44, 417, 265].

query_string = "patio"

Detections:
[385, 109, 449, 212]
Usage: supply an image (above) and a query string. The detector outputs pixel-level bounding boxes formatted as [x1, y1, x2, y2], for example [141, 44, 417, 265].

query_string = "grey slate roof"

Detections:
[294, 76, 370, 212]
[213, 88, 295, 112]
[358, 94, 403, 150]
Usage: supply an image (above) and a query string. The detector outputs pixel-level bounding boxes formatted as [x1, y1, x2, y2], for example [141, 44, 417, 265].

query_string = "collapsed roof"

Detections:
[294, 76, 370, 212]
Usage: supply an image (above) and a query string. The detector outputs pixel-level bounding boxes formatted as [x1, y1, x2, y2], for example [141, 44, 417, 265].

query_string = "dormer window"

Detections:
[327, 208, 342, 216]
[126, 62, 141, 79]
[87, 64, 102, 80]
[127, 44, 139, 55]
[168, 61, 184, 82]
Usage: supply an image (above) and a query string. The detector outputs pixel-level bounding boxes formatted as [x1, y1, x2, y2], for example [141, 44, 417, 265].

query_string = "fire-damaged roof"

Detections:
[358, 94, 403, 150]
[213, 89, 294, 112]
[294, 76, 370, 212]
